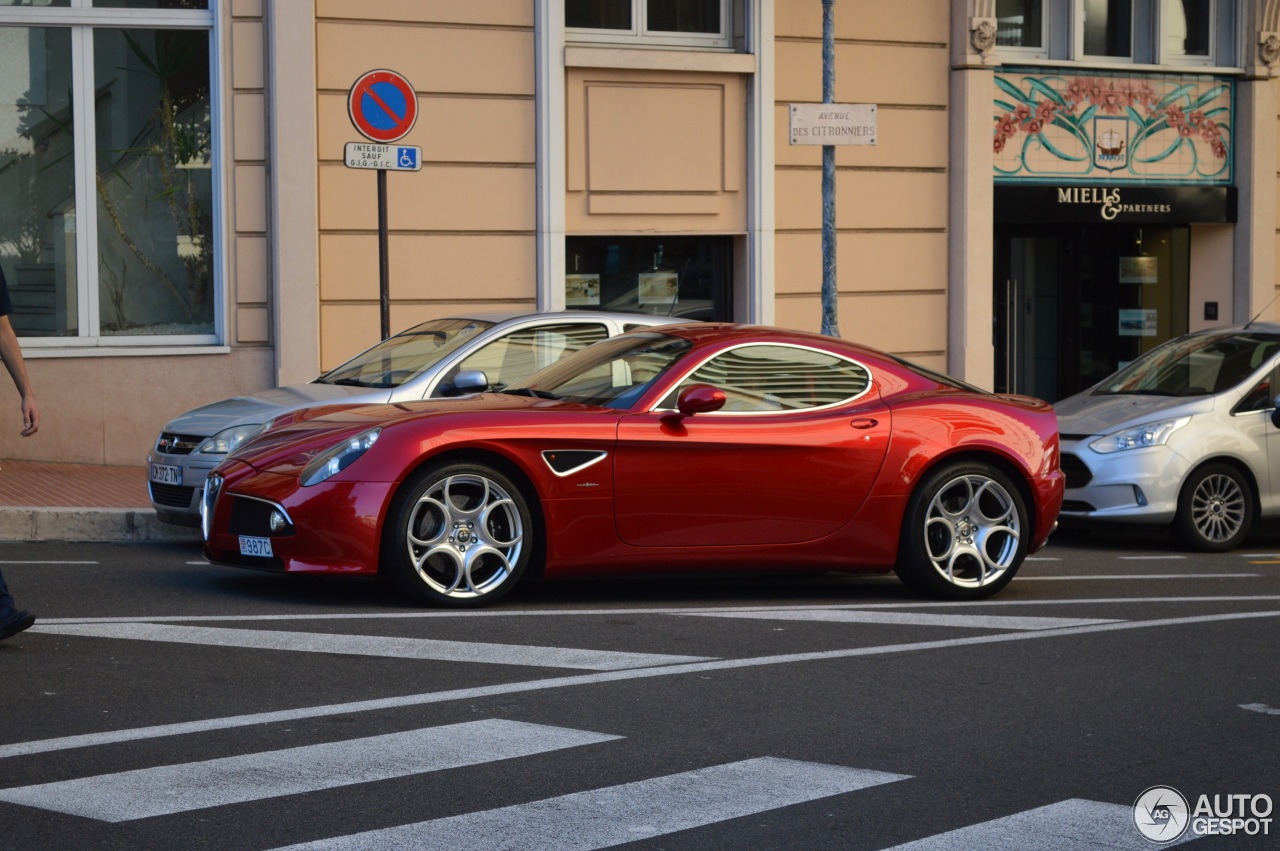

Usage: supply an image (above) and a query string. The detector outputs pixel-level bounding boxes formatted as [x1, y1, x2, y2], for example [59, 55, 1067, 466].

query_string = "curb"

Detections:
[0, 508, 203, 543]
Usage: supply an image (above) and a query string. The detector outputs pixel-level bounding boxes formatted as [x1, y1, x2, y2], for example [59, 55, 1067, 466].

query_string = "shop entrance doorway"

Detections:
[994, 225, 1189, 402]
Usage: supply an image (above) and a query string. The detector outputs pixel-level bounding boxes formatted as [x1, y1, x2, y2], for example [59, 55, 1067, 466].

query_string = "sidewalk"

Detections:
[0, 460, 201, 542]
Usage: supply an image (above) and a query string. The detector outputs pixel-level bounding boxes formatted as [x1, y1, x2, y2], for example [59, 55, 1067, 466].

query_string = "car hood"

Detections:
[224, 393, 607, 475]
[1054, 391, 1215, 438]
[163, 383, 391, 437]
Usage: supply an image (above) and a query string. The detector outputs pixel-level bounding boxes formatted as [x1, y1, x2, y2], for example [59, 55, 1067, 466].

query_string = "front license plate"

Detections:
[238, 536, 274, 558]
[150, 463, 182, 486]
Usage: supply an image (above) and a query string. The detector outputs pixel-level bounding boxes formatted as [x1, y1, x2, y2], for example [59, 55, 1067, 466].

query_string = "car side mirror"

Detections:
[676, 384, 726, 416]
[452, 370, 489, 393]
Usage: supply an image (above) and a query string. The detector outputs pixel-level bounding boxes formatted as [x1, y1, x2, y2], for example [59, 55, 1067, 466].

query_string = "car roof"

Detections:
[639, 322, 896, 360]
[442, 309, 687, 327]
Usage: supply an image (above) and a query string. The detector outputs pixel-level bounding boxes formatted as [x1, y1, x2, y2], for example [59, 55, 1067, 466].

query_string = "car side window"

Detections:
[437, 323, 608, 395]
[657, 344, 872, 413]
[1234, 366, 1279, 414]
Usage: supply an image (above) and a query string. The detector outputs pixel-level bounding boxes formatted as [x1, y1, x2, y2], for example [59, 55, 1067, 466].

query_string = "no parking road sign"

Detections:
[348, 69, 418, 143]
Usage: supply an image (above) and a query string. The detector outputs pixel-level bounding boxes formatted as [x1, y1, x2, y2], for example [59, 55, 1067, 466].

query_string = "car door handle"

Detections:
[850, 418, 879, 430]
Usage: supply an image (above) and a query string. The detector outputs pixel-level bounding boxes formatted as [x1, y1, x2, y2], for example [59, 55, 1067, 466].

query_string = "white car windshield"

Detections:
[503, 332, 692, 409]
[1096, 331, 1280, 397]
[316, 319, 494, 388]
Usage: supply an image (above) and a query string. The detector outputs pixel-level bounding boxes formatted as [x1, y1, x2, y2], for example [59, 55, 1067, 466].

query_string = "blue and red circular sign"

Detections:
[347, 69, 418, 143]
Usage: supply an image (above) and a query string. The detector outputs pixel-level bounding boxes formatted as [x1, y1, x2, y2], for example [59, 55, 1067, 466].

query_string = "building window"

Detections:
[1082, 0, 1133, 58]
[997, 0, 1046, 52]
[0, 1, 217, 347]
[1165, 0, 1212, 61]
[566, 0, 735, 49]
[997, 0, 1236, 68]
[565, 236, 732, 322]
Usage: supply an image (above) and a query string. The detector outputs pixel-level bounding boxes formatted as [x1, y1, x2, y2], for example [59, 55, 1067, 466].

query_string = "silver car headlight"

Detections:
[1090, 417, 1190, 454]
[195, 423, 267, 456]
[300, 428, 381, 487]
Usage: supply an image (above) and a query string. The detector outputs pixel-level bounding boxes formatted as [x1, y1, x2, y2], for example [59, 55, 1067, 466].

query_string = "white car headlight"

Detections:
[195, 423, 267, 455]
[300, 428, 381, 487]
[1090, 417, 1189, 454]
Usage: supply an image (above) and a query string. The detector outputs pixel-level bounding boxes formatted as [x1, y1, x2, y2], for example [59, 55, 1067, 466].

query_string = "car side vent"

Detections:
[541, 450, 607, 476]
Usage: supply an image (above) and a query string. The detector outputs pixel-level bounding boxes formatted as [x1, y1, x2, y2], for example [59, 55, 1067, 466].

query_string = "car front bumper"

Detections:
[1058, 440, 1188, 524]
[148, 450, 226, 525]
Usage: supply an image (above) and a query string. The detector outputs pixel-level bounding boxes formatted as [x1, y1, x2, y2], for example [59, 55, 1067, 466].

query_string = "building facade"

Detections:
[0, 0, 1276, 466]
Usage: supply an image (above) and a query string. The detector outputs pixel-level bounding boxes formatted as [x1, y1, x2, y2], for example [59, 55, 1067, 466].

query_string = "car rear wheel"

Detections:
[895, 461, 1028, 600]
[383, 462, 532, 607]
[1174, 463, 1253, 552]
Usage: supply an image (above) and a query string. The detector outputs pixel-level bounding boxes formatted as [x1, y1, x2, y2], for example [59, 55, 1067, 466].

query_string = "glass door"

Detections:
[994, 225, 1189, 401]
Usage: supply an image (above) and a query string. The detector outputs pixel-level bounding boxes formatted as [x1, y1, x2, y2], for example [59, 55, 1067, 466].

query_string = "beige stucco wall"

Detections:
[773, 0, 950, 371]
[564, 67, 747, 234]
[313, 1, 537, 370]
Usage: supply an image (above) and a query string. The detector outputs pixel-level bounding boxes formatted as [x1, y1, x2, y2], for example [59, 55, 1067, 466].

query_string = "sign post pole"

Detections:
[345, 69, 421, 341]
[377, 168, 390, 339]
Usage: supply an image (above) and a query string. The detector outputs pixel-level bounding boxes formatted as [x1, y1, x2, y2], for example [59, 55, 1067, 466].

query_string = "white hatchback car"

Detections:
[1055, 322, 1280, 551]
[148, 310, 682, 525]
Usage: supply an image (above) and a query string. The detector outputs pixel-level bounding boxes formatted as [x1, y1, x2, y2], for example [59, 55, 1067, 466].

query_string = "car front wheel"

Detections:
[1174, 463, 1253, 552]
[895, 461, 1029, 600]
[383, 462, 533, 607]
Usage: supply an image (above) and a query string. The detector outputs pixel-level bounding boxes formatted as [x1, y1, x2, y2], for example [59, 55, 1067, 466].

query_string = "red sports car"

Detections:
[202, 324, 1063, 605]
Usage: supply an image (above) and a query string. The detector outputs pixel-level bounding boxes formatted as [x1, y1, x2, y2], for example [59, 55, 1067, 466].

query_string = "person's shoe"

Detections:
[0, 609, 35, 641]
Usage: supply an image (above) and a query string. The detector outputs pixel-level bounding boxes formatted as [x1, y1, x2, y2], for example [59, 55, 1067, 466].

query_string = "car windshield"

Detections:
[1095, 331, 1280, 397]
[315, 319, 494, 388]
[505, 332, 692, 409]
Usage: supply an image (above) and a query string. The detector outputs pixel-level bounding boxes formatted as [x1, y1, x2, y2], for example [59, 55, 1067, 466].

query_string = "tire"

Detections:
[1173, 463, 1253, 553]
[894, 461, 1029, 600]
[382, 461, 534, 607]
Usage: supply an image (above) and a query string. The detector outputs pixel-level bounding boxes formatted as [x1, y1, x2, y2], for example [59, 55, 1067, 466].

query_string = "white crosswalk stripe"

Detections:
[270, 757, 910, 850]
[0, 720, 620, 822]
[684, 610, 1122, 630]
[881, 799, 1200, 849]
[29, 622, 714, 670]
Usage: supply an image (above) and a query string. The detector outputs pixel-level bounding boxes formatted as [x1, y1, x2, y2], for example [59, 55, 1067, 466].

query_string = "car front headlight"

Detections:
[1089, 417, 1190, 454]
[300, 428, 381, 487]
[195, 423, 267, 455]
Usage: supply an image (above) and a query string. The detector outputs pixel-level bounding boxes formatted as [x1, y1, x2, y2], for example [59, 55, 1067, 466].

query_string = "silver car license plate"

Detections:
[150, 463, 182, 486]
[238, 536, 273, 558]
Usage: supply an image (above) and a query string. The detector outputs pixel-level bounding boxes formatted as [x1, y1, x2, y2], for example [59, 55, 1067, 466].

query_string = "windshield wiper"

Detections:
[1099, 389, 1184, 396]
[501, 387, 560, 400]
[329, 378, 370, 387]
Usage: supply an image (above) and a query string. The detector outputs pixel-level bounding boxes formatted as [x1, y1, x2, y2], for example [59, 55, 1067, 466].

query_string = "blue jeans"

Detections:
[0, 566, 15, 615]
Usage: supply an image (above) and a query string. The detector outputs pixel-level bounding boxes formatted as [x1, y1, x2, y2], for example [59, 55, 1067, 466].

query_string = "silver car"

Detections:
[148, 310, 681, 525]
[1055, 322, 1280, 551]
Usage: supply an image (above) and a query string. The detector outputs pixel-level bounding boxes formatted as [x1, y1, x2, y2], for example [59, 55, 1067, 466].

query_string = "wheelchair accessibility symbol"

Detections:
[397, 148, 417, 169]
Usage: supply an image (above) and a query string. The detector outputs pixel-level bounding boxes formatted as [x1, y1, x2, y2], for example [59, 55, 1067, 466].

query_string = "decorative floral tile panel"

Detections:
[993, 69, 1232, 184]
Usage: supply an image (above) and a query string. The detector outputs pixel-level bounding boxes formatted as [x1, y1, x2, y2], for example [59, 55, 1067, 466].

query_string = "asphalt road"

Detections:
[0, 526, 1276, 850]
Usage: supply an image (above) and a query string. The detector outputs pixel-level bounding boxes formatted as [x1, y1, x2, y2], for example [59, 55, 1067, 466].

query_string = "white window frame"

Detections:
[566, 0, 733, 50]
[1000, 0, 1238, 70]
[0, 0, 222, 354]
[1156, 0, 1217, 66]
[995, 0, 1051, 60]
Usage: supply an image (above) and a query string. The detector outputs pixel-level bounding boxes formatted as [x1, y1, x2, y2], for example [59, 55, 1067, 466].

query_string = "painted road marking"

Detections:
[0, 561, 98, 565]
[1019, 573, 1258, 581]
[4, 608, 1277, 760]
[881, 799, 1198, 849]
[29, 623, 713, 671]
[683, 611, 1121, 630]
[271, 758, 909, 850]
[1118, 555, 1188, 560]
[35, 595, 1280, 625]
[0, 721, 619, 822]
[1240, 702, 1280, 716]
